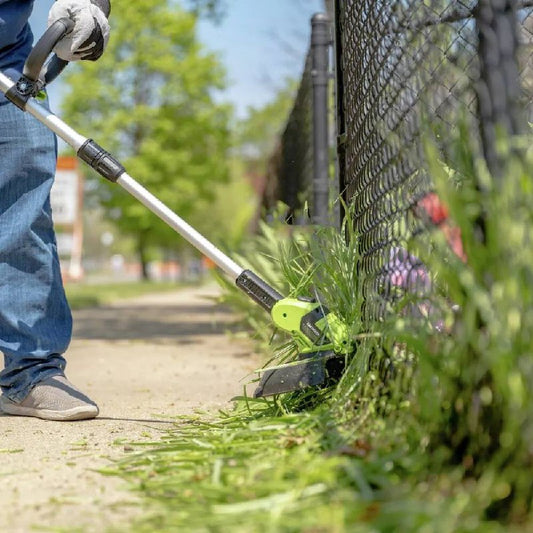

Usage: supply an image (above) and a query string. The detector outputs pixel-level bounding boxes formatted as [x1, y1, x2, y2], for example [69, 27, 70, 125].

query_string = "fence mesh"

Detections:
[265, 53, 313, 221]
[335, 0, 533, 322]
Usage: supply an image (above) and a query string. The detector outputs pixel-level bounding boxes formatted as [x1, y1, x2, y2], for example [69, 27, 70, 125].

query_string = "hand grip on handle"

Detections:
[23, 0, 111, 87]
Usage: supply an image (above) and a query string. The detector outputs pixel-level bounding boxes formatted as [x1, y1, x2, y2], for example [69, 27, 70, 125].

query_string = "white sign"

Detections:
[55, 232, 74, 257]
[51, 169, 79, 225]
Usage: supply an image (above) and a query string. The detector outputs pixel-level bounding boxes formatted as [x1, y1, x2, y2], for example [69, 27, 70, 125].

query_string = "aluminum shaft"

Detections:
[117, 173, 244, 280]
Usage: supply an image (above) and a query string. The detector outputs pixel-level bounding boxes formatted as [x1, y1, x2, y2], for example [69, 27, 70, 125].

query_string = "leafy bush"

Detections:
[394, 129, 533, 521]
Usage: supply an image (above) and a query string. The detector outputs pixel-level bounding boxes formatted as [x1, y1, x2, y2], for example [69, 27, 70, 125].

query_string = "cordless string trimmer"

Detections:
[0, 18, 354, 397]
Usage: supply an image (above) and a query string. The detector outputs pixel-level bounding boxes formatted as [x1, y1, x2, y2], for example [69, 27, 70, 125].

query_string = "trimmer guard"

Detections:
[253, 350, 346, 397]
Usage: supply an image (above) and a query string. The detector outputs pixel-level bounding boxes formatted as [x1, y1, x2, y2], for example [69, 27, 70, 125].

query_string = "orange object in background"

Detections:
[202, 256, 216, 270]
[56, 156, 77, 171]
[416, 192, 466, 262]
[417, 192, 449, 225]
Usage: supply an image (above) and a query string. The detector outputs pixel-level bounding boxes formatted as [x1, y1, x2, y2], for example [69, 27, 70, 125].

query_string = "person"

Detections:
[0, 0, 110, 421]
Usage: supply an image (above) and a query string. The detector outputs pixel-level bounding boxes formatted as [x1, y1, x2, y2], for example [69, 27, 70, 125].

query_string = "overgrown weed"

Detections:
[395, 129, 533, 522]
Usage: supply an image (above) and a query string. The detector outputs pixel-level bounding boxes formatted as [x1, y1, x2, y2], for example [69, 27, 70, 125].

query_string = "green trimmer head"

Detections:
[236, 271, 354, 398]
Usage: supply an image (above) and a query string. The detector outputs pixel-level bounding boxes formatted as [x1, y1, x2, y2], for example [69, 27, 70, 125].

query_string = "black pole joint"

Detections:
[5, 76, 43, 111]
[235, 270, 283, 312]
[77, 139, 125, 182]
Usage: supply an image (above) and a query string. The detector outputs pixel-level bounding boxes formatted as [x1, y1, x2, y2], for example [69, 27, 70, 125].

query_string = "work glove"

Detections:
[48, 0, 111, 61]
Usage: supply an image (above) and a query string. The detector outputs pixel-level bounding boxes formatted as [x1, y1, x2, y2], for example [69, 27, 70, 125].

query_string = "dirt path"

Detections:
[1, 284, 258, 532]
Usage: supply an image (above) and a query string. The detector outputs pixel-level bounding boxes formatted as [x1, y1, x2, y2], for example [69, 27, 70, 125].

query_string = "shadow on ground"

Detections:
[73, 303, 242, 342]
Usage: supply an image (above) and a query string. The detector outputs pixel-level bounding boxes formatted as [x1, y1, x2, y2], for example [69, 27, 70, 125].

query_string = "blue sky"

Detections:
[29, 0, 324, 118]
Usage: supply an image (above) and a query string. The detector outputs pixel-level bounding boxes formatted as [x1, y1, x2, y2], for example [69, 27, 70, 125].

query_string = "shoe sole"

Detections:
[0, 397, 99, 421]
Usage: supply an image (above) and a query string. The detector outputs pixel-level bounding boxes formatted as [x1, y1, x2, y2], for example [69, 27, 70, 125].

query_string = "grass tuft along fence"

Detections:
[266, 1, 532, 323]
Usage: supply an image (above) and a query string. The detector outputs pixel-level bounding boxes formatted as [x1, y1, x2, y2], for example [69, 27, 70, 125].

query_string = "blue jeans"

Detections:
[0, 96, 71, 402]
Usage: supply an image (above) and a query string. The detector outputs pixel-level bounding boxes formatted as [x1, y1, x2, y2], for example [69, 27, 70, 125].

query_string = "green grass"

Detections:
[65, 281, 188, 309]
[105, 401, 418, 533]
[101, 129, 533, 532]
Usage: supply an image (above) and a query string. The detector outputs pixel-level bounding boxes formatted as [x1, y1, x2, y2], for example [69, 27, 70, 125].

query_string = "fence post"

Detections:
[311, 13, 331, 226]
[474, 0, 524, 244]
[475, 0, 524, 178]
[333, 0, 346, 230]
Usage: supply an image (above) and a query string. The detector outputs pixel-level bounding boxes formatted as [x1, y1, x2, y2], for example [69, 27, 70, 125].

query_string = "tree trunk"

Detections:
[137, 232, 150, 281]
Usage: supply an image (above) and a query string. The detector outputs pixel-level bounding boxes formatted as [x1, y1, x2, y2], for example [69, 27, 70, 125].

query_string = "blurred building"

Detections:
[51, 157, 84, 282]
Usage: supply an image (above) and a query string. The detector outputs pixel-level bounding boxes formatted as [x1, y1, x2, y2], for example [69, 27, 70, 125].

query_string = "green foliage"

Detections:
[394, 129, 533, 520]
[237, 79, 298, 175]
[61, 0, 231, 275]
[187, 159, 256, 253]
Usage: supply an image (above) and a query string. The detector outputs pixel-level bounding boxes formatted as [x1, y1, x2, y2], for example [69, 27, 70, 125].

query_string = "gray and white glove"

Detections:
[48, 0, 110, 61]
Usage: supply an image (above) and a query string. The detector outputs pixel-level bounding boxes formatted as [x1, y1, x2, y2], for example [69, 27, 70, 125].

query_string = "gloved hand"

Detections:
[48, 0, 110, 61]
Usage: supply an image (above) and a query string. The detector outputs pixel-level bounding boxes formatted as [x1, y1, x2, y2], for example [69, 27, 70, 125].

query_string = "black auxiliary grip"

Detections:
[23, 18, 74, 83]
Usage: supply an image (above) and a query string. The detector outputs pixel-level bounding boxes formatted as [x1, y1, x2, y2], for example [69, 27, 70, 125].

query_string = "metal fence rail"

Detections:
[263, 51, 313, 222]
[334, 0, 533, 321]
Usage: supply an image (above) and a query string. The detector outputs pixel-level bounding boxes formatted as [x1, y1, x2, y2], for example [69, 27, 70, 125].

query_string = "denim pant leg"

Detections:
[0, 98, 71, 402]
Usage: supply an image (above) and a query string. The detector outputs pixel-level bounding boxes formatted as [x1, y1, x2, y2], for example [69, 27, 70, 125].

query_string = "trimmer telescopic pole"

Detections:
[0, 18, 350, 398]
[0, 68, 283, 311]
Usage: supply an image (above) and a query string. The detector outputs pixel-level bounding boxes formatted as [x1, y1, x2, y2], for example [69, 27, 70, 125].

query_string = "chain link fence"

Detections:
[264, 1, 531, 321]
[334, 0, 533, 322]
[268, 52, 313, 222]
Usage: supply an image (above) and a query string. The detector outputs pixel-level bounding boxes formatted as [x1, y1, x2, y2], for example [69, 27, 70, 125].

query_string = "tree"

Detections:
[61, 0, 231, 279]
[186, 0, 226, 22]
[236, 78, 298, 176]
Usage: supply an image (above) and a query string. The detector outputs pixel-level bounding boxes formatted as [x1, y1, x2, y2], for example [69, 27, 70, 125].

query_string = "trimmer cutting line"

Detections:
[0, 19, 355, 397]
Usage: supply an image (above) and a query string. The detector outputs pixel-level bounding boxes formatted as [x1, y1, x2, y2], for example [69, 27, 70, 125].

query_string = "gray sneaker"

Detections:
[0, 375, 99, 421]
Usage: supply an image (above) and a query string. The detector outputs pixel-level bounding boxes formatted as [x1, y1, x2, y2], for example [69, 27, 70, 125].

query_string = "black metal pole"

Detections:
[475, 0, 524, 178]
[333, 0, 346, 230]
[474, 0, 524, 244]
[311, 13, 331, 226]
